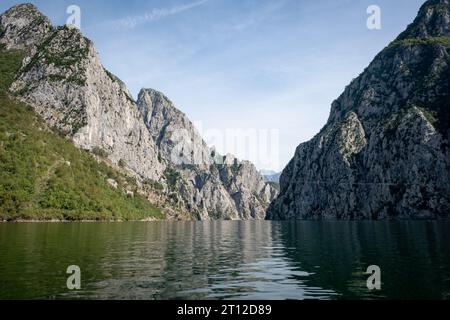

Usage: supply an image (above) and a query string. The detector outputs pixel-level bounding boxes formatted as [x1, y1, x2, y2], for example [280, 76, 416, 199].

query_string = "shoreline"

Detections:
[0, 217, 165, 223]
[1, 217, 447, 223]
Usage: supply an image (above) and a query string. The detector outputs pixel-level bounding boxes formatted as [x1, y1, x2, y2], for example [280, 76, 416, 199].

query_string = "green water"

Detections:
[0, 221, 449, 300]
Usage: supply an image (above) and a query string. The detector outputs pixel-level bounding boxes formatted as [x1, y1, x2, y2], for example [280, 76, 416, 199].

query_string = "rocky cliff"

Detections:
[137, 88, 277, 220]
[267, 0, 450, 220]
[0, 3, 277, 220]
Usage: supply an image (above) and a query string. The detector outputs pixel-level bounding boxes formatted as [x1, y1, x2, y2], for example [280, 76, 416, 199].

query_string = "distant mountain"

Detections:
[260, 170, 281, 183]
[268, 0, 450, 220]
[0, 3, 277, 220]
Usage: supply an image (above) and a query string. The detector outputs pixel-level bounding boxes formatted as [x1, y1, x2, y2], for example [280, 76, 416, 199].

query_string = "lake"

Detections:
[0, 221, 449, 300]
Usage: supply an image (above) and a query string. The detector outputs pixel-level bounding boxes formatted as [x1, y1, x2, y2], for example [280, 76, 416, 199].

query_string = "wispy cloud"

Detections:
[230, 1, 286, 31]
[117, 0, 209, 29]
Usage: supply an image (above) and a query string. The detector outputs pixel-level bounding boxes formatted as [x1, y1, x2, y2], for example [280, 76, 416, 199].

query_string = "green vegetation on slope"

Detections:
[388, 36, 450, 50]
[0, 46, 163, 221]
[368, 35, 450, 138]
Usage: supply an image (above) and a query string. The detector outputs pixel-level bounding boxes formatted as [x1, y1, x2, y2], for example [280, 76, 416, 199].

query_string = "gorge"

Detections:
[0, 0, 449, 222]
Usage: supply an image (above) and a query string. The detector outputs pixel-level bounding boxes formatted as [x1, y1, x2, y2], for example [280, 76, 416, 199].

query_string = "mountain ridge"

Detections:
[267, 0, 450, 220]
[0, 44, 163, 221]
[0, 3, 277, 220]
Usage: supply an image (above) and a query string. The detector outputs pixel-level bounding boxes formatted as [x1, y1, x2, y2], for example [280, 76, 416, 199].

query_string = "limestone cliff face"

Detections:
[6, 22, 164, 182]
[0, 4, 52, 52]
[137, 89, 278, 220]
[0, 3, 277, 220]
[268, 0, 450, 220]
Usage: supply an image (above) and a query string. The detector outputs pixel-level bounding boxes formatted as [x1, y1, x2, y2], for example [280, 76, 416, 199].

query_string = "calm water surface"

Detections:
[0, 221, 449, 300]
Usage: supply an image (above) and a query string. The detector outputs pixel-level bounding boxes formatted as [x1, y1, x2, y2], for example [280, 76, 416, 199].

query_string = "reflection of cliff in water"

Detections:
[275, 221, 450, 300]
[88, 221, 336, 299]
[174, 221, 337, 300]
[1, 221, 449, 300]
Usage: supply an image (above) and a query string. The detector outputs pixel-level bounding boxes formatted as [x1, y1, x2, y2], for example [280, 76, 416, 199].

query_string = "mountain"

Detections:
[0, 3, 277, 220]
[267, 0, 450, 220]
[260, 170, 281, 183]
[0, 43, 162, 221]
[136, 88, 277, 219]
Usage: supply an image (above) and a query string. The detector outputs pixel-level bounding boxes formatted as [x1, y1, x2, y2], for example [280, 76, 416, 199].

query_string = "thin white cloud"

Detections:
[230, 1, 286, 31]
[117, 0, 209, 29]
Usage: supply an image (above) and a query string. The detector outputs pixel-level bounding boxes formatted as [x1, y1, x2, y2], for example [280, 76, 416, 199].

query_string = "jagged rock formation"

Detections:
[0, 3, 52, 52]
[1, 4, 163, 181]
[137, 89, 277, 219]
[0, 3, 277, 220]
[268, 0, 450, 220]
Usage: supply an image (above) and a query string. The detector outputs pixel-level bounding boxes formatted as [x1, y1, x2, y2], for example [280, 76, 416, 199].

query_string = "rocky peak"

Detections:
[136, 88, 278, 220]
[397, 0, 450, 40]
[137, 88, 188, 136]
[1, 4, 277, 220]
[4, 13, 164, 182]
[267, 0, 450, 220]
[328, 0, 450, 136]
[0, 3, 53, 51]
[137, 88, 212, 166]
[138, 88, 174, 117]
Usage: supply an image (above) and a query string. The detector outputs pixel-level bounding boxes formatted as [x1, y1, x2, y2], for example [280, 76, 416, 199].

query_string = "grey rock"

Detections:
[0, 3, 52, 52]
[267, 0, 450, 220]
[138, 89, 278, 220]
[8, 24, 164, 181]
[397, 0, 450, 40]
[1, 3, 277, 220]
[107, 179, 118, 189]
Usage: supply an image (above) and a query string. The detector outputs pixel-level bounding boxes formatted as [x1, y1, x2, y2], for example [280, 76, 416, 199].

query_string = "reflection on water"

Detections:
[0, 221, 449, 300]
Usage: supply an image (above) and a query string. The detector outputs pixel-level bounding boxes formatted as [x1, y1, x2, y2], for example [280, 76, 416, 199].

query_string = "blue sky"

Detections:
[1, 0, 425, 171]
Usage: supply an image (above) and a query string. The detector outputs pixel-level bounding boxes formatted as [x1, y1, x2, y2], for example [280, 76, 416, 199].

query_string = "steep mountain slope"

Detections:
[1, 5, 164, 181]
[137, 89, 277, 220]
[268, 0, 450, 220]
[0, 3, 277, 220]
[0, 45, 162, 221]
